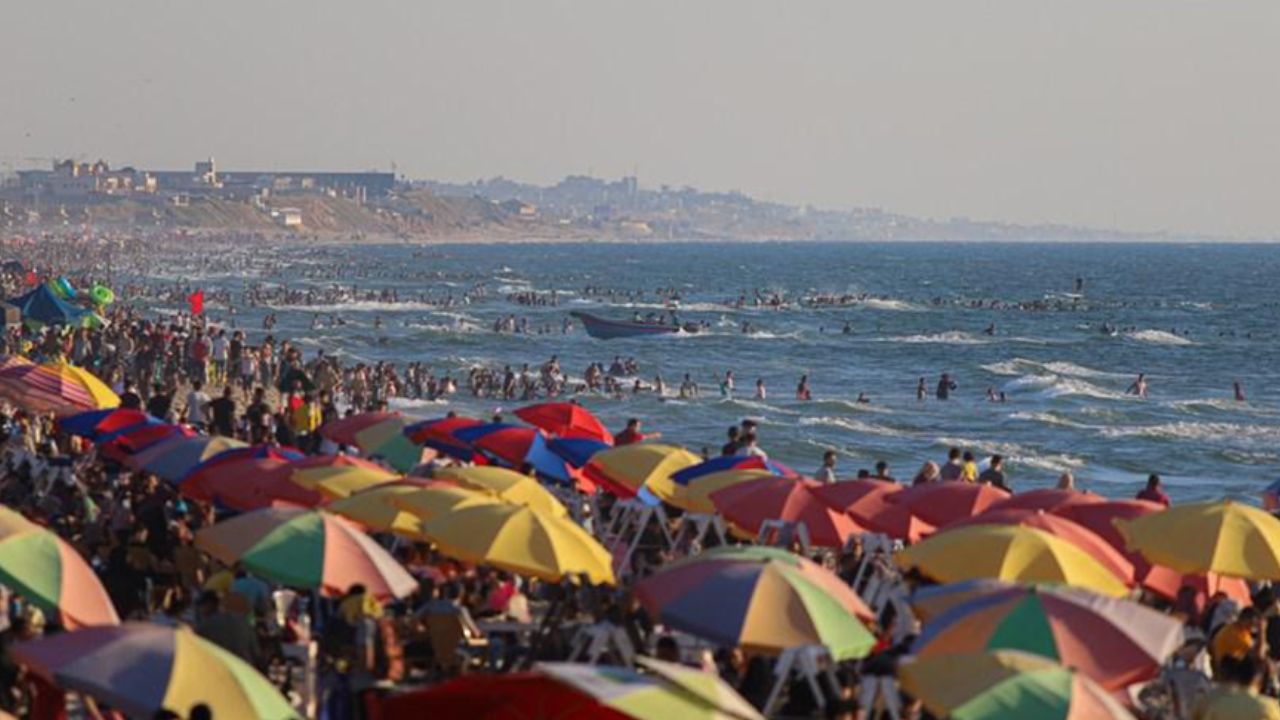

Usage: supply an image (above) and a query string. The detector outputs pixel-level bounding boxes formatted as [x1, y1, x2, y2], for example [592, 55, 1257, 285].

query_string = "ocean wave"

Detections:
[387, 397, 450, 412]
[863, 298, 923, 312]
[270, 300, 455, 313]
[1125, 329, 1195, 346]
[982, 358, 1121, 379]
[1099, 421, 1280, 445]
[883, 331, 989, 345]
[721, 398, 801, 416]
[1008, 411, 1086, 428]
[1002, 374, 1125, 400]
[933, 436, 1085, 475]
[798, 415, 900, 436]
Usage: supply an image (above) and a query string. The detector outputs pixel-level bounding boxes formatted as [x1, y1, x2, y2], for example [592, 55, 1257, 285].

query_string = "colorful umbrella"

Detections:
[1117, 500, 1280, 580]
[434, 466, 569, 518]
[390, 484, 494, 523]
[195, 507, 417, 600]
[0, 361, 118, 413]
[404, 416, 486, 461]
[320, 411, 401, 446]
[582, 444, 701, 502]
[515, 401, 614, 444]
[13, 623, 296, 719]
[328, 483, 442, 541]
[58, 407, 152, 440]
[888, 482, 1010, 528]
[180, 444, 304, 485]
[983, 488, 1104, 515]
[709, 477, 864, 547]
[181, 457, 324, 510]
[671, 455, 796, 485]
[351, 415, 422, 472]
[455, 423, 578, 486]
[422, 501, 614, 585]
[0, 507, 119, 629]
[896, 524, 1129, 596]
[97, 423, 194, 463]
[899, 650, 1135, 720]
[127, 435, 248, 482]
[911, 585, 1183, 690]
[548, 437, 612, 468]
[635, 546, 875, 660]
[812, 479, 933, 542]
[678, 469, 775, 514]
[288, 455, 400, 501]
[946, 509, 1135, 585]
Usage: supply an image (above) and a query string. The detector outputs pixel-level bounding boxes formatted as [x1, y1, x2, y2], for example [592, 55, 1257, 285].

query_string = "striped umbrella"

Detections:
[455, 423, 578, 486]
[911, 584, 1183, 689]
[127, 435, 248, 483]
[180, 458, 324, 511]
[899, 650, 1135, 720]
[946, 509, 1135, 585]
[548, 437, 612, 468]
[434, 466, 569, 518]
[635, 546, 875, 660]
[404, 416, 486, 461]
[98, 423, 194, 463]
[709, 477, 864, 548]
[327, 483, 447, 541]
[196, 507, 417, 600]
[0, 361, 118, 414]
[515, 401, 614, 444]
[0, 507, 119, 629]
[582, 444, 701, 503]
[180, 444, 305, 485]
[888, 482, 1010, 528]
[671, 455, 797, 485]
[58, 408, 153, 440]
[14, 623, 296, 719]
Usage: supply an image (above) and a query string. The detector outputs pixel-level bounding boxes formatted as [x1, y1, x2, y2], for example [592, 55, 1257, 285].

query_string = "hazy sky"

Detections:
[3, 1, 1278, 237]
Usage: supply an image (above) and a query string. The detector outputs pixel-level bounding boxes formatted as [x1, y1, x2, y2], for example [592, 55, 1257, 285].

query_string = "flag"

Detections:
[24, 271, 37, 286]
[188, 289, 204, 316]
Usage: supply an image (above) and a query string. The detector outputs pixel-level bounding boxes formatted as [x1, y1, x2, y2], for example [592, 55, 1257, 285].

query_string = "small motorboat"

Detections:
[570, 311, 698, 340]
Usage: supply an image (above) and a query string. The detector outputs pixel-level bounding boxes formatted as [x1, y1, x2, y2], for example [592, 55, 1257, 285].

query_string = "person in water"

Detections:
[796, 375, 812, 401]
[755, 378, 766, 400]
[916, 377, 927, 401]
[1127, 373, 1148, 398]
[1234, 380, 1247, 403]
[1136, 473, 1170, 506]
[936, 373, 956, 401]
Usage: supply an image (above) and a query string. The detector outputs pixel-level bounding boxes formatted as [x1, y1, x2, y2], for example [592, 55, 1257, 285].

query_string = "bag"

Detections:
[371, 617, 405, 682]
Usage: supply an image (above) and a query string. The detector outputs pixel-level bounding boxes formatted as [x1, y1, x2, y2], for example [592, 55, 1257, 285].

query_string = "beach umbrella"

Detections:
[0, 507, 119, 629]
[982, 488, 1104, 515]
[634, 546, 875, 660]
[320, 411, 401, 446]
[946, 509, 1135, 585]
[896, 524, 1129, 597]
[678, 469, 775, 514]
[381, 657, 763, 720]
[582, 443, 701, 503]
[709, 476, 864, 548]
[887, 482, 1010, 528]
[434, 466, 569, 518]
[456, 423, 579, 486]
[58, 407, 152, 440]
[7, 284, 90, 327]
[1264, 479, 1280, 511]
[98, 423, 194, 463]
[404, 415, 486, 461]
[287, 455, 400, 501]
[0, 361, 118, 414]
[195, 507, 417, 600]
[911, 585, 1183, 690]
[180, 443, 305, 484]
[350, 415, 422, 472]
[515, 401, 614, 444]
[127, 435, 248, 483]
[181, 458, 324, 510]
[899, 650, 1135, 720]
[13, 623, 296, 719]
[390, 484, 494, 522]
[422, 501, 614, 585]
[1054, 500, 1249, 607]
[328, 483, 443, 541]
[671, 455, 797, 485]
[1193, 686, 1280, 720]
[1118, 500, 1280, 580]
[548, 437, 612, 468]
[812, 479, 934, 542]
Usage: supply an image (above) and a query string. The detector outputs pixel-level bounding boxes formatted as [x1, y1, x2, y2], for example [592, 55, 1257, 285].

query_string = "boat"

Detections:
[570, 311, 697, 340]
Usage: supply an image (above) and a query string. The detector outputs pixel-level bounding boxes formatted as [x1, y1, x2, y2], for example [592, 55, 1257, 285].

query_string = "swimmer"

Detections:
[1234, 380, 1246, 402]
[936, 373, 956, 401]
[856, 392, 870, 404]
[755, 378, 766, 400]
[1126, 373, 1148, 398]
[916, 377, 927, 401]
[796, 374, 812, 401]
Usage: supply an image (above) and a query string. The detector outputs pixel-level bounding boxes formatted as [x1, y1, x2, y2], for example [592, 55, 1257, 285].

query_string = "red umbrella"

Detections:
[98, 424, 194, 463]
[183, 458, 324, 511]
[888, 482, 1010, 528]
[515, 402, 614, 444]
[982, 488, 1104, 515]
[1055, 500, 1250, 608]
[404, 416, 487, 462]
[319, 411, 401, 446]
[710, 477, 865, 547]
[812, 479, 934, 543]
[947, 508, 1135, 585]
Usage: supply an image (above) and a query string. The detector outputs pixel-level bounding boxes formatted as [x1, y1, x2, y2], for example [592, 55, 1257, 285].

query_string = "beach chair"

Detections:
[568, 621, 635, 667]
[857, 675, 903, 720]
[762, 645, 837, 717]
[671, 513, 728, 557]
[757, 519, 811, 555]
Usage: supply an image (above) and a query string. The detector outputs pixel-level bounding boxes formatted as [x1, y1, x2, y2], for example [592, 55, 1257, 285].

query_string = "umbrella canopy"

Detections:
[328, 483, 444, 541]
[13, 623, 296, 719]
[181, 457, 324, 510]
[983, 488, 1104, 515]
[404, 416, 486, 461]
[58, 407, 153, 440]
[813, 480, 933, 543]
[434, 466, 569, 518]
[288, 455, 400, 501]
[888, 482, 1010, 528]
[456, 423, 579, 486]
[0, 507, 119, 629]
[899, 650, 1135, 720]
[548, 437, 612, 468]
[391, 485, 494, 522]
[128, 435, 248, 483]
[709, 477, 864, 548]
[582, 444, 701, 502]
[678, 469, 775, 514]
[946, 509, 1135, 585]
[7, 284, 90, 327]
[671, 455, 796, 485]
[98, 423, 194, 463]
[422, 501, 614, 585]
[911, 585, 1183, 690]
[0, 361, 118, 414]
[635, 546, 875, 660]
[180, 444, 305, 484]
[1117, 500, 1280, 580]
[896, 524, 1129, 597]
[351, 415, 422, 472]
[515, 402, 614, 444]
[382, 658, 763, 720]
[196, 508, 417, 600]
[320, 411, 401, 446]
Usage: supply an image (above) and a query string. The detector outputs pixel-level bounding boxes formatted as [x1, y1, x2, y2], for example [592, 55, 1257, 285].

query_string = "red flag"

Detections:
[24, 271, 37, 287]
[188, 289, 204, 316]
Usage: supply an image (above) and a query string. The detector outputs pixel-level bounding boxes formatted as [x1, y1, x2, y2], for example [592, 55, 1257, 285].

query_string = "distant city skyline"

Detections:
[3, 1, 1278, 238]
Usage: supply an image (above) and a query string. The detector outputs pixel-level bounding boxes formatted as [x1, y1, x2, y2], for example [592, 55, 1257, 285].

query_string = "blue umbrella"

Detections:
[454, 423, 577, 487]
[7, 284, 90, 327]
[671, 455, 794, 486]
[548, 437, 611, 468]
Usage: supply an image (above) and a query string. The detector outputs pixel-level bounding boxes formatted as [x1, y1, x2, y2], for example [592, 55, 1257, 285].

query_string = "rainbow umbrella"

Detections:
[382, 658, 763, 720]
[709, 477, 864, 547]
[911, 584, 1183, 690]
[896, 524, 1129, 597]
[582, 444, 701, 503]
[811, 479, 934, 542]
[983, 488, 1104, 515]
[287, 455, 400, 501]
[0, 507, 119, 629]
[181, 458, 324, 510]
[434, 466, 569, 518]
[946, 509, 1135, 585]
[515, 401, 615, 444]
[455, 423, 577, 486]
[58, 407, 153, 440]
[13, 623, 297, 719]
[635, 546, 875, 660]
[671, 455, 797, 485]
[888, 482, 1010, 528]
[320, 411, 401, 446]
[180, 443, 305, 484]
[1117, 499, 1280, 580]
[0, 361, 118, 413]
[404, 416, 486, 461]
[422, 501, 614, 585]
[351, 416, 422, 472]
[899, 650, 1135, 720]
[127, 435, 248, 482]
[98, 423, 194, 463]
[196, 507, 417, 600]
[327, 483, 445, 541]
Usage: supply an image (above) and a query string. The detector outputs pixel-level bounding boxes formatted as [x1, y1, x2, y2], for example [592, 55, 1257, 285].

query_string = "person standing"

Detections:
[1136, 473, 1170, 506]
[977, 455, 1009, 491]
[814, 451, 838, 484]
[936, 373, 956, 400]
[939, 447, 964, 482]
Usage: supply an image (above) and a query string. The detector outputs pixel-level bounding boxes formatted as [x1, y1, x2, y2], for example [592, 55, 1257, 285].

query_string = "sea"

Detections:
[124, 240, 1280, 503]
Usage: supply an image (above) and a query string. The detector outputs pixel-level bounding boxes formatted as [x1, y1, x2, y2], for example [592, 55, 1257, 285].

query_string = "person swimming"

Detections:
[1126, 373, 1148, 398]
[755, 378, 766, 400]
[796, 374, 812, 401]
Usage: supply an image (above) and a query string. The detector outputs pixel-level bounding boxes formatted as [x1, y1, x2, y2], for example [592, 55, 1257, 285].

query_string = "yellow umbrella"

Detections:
[327, 484, 435, 541]
[583, 444, 701, 504]
[422, 502, 615, 585]
[676, 469, 775, 514]
[390, 485, 496, 522]
[434, 466, 568, 518]
[54, 363, 119, 409]
[291, 462, 400, 501]
[897, 524, 1129, 597]
[1118, 500, 1280, 579]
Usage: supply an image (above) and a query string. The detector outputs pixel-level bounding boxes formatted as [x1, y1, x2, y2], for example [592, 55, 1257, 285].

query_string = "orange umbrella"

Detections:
[812, 480, 931, 542]
[888, 482, 1010, 528]
[983, 488, 1104, 515]
[710, 477, 864, 547]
